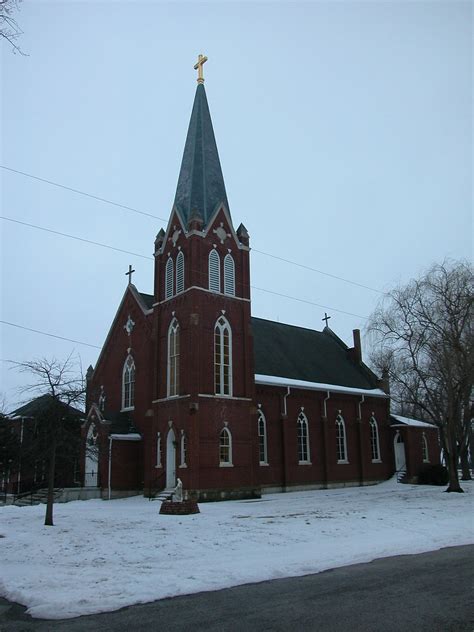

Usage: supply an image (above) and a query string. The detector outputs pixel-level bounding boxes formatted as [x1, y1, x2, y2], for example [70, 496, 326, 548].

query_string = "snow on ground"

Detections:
[1, 478, 473, 619]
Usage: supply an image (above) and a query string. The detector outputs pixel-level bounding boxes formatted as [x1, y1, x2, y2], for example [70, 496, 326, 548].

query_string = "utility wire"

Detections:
[2, 165, 383, 294]
[0, 165, 167, 222]
[0, 321, 102, 349]
[1, 216, 152, 260]
[2, 216, 369, 320]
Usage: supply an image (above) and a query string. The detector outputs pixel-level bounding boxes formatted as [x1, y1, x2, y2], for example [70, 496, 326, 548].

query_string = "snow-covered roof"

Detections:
[110, 433, 142, 441]
[390, 414, 437, 429]
[255, 374, 388, 398]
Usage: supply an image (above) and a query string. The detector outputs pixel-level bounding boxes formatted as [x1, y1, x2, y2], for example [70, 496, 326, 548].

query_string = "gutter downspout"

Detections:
[108, 436, 113, 500]
[281, 387, 290, 491]
[321, 392, 331, 488]
[357, 395, 365, 486]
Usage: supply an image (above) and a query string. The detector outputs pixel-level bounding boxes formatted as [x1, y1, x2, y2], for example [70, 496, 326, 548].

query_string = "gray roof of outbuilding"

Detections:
[9, 394, 84, 418]
[173, 83, 230, 229]
[252, 317, 379, 390]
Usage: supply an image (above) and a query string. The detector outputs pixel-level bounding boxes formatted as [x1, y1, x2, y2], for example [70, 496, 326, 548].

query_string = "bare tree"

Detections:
[368, 261, 473, 492]
[0, 0, 26, 54]
[13, 354, 85, 525]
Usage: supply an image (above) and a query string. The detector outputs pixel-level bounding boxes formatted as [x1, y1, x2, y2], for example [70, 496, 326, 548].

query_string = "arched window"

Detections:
[176, 251, 185, 294]
[370, 416, 381, 462]
[336, 415, 348, 463]
[209, 249, 220, 293]
[223, 253, 235, 296]
[297, 411, 310, 464]
[422, 432, 429, 462]
[180, 431, 187, 467]
[167, 318, 180, 397]
[122, 355, 135, 410]
[214, 316, 232, 396]
[165, 257, 174, 299]
[156, 432, 162, 467]
[258, 408, 268, 465]
[219, 426, 232, 465]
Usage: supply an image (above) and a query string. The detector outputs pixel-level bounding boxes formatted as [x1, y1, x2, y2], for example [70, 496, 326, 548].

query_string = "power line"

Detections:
[1, 216, 153, 261]
[0, 321, 101, 349]
[2, 165, 384, 294]
[0, 165, 167, 222]
[2, 216, 369, 320]
[252, 249, 383, 295]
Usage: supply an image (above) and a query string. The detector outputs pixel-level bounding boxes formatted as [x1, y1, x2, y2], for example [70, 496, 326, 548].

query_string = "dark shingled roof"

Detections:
[252, 317, 378, 390]
[139, 292, 154, 310]
[10, 394, 84, 418]
[173, 83, 230, 228]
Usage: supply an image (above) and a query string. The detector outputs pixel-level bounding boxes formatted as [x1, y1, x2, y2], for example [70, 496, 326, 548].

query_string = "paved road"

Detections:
[1, 545, 473, 631]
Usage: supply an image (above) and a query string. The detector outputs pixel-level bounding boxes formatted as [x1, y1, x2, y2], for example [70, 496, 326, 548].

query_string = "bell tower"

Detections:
[149, 57, 259, 500]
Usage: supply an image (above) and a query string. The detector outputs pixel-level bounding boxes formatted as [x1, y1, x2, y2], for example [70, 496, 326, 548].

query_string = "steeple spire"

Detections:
[173, 58, 230, 230]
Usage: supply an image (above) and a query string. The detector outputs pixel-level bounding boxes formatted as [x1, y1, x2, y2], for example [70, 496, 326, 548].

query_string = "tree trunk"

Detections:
[460, 447, 472, 481]
[44, 434, 57, 526]
[445, 431, 463, 493]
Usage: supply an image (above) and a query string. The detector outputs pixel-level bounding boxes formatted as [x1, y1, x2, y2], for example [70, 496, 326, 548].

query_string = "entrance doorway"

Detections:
[166, 428, 176, 488]
[394, 432, 406, 471]
[85, 424, 99, 487]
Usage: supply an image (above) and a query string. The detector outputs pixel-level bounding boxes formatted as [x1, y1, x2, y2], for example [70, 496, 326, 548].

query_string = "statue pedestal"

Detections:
[159, 500, 200, 515]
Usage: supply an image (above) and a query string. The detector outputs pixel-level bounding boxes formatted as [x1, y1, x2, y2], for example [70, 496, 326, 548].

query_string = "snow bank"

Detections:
[1, 478, 472, 619]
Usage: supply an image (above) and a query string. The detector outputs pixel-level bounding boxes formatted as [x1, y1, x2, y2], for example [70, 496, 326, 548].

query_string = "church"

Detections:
[82, 57, 439, 501]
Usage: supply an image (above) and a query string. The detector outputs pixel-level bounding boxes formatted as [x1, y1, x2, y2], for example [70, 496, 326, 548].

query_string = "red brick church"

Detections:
[82, 59, 439, 500]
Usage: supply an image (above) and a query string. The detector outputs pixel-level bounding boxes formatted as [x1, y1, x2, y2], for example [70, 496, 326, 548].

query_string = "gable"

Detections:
[252, 318, 378, 390]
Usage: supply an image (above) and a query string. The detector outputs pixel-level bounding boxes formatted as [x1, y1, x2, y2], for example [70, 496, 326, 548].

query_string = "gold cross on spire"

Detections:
[194, 54, 208, 84]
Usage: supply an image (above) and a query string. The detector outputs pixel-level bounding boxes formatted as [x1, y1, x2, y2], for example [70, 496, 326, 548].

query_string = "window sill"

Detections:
[371, 459, 382, 464]
[298, 461, 312, 465]
[121, 406, 135, 412]
[154, 465, 162, 469]
[337, 460, 349, 465]
[423, 459, 430, 464]
[259, 462, 269, 467]
[219, 463, 234, 468]
[178, 464, 187, 469]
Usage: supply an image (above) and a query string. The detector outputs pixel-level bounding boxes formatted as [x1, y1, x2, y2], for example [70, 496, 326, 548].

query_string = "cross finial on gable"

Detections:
[126, 265, 135, 285]
[322, 312, 331, 327]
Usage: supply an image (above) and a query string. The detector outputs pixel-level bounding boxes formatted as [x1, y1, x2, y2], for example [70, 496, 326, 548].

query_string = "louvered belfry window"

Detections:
[215, 316, 232, 395]
[176, 251, 185, 294]
[223, 254, 235, 296]
[209, 249, 220, 292]
[165, 257, 174, 299]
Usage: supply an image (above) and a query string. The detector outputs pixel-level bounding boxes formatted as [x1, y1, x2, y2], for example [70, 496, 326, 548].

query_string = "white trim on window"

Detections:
[165, 257, 174, 299]
[155, 432, 162, 468]
[370, 416, 381, 462]
[336, 414, 348, 463]
[297, 410, 311, 464]
[122, 355, 135, 411]
[176, 251, 185, 294]
[179, 430, 187, 468]
[167, 318, 180, 397]
[422, 432, 430, 462]
[219, 426, 233, 466]
[258, 408, 268, 465]
[214, 316, 232, 396]
[223, 253, 235, 296]
[209, 249, 220, 293]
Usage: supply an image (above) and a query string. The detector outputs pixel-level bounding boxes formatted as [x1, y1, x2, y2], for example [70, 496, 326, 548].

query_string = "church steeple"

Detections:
[173, 81, 230, 230]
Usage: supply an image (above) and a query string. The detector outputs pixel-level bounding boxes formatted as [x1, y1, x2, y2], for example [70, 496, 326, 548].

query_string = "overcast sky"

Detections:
[1, 0, 471, 410]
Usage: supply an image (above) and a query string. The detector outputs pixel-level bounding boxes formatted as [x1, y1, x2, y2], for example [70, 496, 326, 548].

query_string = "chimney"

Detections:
[378, 367, 390, 395]
[352, 329, 362, 363]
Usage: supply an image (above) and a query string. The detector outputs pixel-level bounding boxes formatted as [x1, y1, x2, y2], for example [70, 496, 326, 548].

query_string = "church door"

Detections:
[166, 428, 177, 488]
[394, 432, 406, 471]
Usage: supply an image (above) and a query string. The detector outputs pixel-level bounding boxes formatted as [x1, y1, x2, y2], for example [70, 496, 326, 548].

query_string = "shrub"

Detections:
[417, 464, 449, 486]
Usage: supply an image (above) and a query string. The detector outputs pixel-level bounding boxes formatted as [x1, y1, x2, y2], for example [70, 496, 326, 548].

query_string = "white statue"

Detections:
[173, 478, 183, 502]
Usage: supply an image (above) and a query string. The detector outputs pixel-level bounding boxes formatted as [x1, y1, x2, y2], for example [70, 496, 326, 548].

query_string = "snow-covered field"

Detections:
[1, 478, 473, 620]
